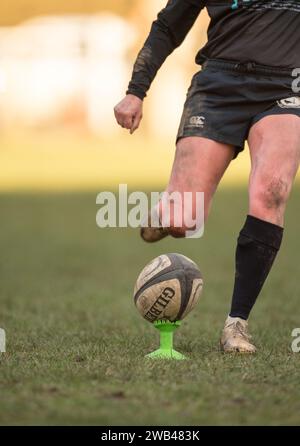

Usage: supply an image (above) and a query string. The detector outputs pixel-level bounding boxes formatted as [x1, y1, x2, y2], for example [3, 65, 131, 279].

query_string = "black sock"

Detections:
[229, 215, 283, 320]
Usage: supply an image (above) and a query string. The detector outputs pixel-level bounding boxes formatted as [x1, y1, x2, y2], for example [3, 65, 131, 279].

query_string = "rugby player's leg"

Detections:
[141, 136, 234, 242]
[223, 115, 300, 353]
[248, 115, 300, 226]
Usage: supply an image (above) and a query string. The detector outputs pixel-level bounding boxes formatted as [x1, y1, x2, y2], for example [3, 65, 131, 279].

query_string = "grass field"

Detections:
[0, 187, 300, 426]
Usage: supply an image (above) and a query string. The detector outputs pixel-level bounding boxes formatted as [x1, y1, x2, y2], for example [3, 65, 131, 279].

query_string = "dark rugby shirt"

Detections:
[127, 0, 300, 99]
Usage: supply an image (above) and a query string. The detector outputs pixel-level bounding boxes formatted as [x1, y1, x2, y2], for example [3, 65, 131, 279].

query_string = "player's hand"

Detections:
[114, 94, 143, 134]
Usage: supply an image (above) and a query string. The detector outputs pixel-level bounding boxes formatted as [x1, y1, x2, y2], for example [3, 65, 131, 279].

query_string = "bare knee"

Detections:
[250, 176, 290, 224]
[258, 177, 288, 208]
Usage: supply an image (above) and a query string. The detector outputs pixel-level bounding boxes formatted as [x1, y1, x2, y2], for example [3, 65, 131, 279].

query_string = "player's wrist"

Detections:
[126, 89, 146, 101]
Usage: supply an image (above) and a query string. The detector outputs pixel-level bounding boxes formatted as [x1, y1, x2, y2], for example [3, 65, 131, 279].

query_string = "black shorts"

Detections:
[177, 59, 300, 158]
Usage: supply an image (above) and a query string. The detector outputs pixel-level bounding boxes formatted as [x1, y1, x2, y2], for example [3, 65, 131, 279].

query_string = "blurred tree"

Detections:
[0, 0, 137, 25]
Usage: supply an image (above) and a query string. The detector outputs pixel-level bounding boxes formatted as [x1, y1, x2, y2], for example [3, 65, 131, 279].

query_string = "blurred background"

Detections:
[0, 0, 254, 191]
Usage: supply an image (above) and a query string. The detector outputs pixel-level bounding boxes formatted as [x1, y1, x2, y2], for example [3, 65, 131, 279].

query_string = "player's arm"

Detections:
[114, 0, 205, 134]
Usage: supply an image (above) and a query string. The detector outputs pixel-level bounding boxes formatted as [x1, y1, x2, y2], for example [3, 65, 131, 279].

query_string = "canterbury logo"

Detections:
[189, 116, 205, 128]
[277, 97, 300, 109]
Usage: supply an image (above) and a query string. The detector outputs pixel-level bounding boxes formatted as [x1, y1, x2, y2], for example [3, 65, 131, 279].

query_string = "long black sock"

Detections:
[230, 215, 283, 320]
